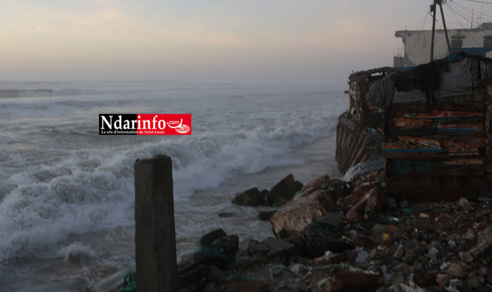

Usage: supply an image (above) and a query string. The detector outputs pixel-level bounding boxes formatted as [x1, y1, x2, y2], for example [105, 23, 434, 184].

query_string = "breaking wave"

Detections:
[0, 81, 347, 264]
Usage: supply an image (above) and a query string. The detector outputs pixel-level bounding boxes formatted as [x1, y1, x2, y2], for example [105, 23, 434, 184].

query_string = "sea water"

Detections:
[0, 81, 347, 291]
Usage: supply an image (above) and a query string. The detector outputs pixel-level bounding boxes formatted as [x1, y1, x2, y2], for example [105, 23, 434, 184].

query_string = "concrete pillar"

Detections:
[134, 155, 177, 292]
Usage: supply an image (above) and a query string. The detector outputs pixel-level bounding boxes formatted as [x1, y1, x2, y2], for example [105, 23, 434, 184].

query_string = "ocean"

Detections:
[0, 80, 348, 291]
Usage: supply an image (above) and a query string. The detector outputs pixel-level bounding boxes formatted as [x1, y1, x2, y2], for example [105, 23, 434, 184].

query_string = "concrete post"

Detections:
[134, 155, 177, 292]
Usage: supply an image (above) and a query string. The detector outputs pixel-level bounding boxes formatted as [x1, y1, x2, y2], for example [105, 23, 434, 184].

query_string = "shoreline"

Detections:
[109, 168, 492, 292]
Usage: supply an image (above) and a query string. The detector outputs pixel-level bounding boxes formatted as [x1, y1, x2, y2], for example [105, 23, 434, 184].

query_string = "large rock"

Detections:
[269, 190, 339, 238]
[266, 173, 299, 206]
[288, 219, 350, 258]
[196, 229, 238, 268]
[346, 185, 388, 223]
[337, 181, 379, 211]
[200, 228, 228, 246]
[221, 280, 263, 292]
[300, 175, 333, 193]
[326, 271, 379, 292]
[262, 237, 298, 260]
[232, 187, 264, 206]
[469, 226, 492, 259]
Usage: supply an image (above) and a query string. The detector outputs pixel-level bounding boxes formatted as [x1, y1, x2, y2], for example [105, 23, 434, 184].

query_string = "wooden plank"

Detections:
[400, 111, 483, 122]
[386, 175, 492, 202]
[392, 128, 438, 137]
[381, 142, 445, 153]
[387, 159, 484, 176]
[397, 136, 442, 148]
[393, 117, 433, 128]
[436, 122, 484, 134]
[382, 152, 449, 160]
[440, 137, 485, 156]
[391, 102, 484, 113]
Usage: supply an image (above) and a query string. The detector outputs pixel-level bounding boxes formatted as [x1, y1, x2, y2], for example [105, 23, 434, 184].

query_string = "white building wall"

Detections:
[394, 26, 492, 67]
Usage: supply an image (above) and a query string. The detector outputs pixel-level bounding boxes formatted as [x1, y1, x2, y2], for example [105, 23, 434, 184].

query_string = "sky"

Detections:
[1, 0, 492, 88]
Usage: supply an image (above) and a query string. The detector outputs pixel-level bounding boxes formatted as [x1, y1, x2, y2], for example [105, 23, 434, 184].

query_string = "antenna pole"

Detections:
[439, 0, 452, 55]
[472, 8, 474, 28]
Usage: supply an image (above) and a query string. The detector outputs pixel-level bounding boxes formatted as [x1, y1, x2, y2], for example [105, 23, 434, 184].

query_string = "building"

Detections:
[394, 23, 492, 69]
[337, 54, 492, 202]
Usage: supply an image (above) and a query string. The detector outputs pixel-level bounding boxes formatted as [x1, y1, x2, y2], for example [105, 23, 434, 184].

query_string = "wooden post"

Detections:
[439, 0, 452, 55]
[134, 155, 177, 292]
[430, 0, 437, 62]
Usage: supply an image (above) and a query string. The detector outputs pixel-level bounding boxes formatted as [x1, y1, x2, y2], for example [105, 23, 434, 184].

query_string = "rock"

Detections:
[207, 265, 230, 284]
[428, 247, 439, 256]
[459, 251, 473, 263]
[232, 187, 264, 206]
[288, 219, 350, 258]
[469, 227, 492, 259]
[262, 238, 298, 260]
[467, 277, 480, 289]
[445, 263, 468, 278]
[259, 190, 269, 205]
[346, 186, 388, 223]
[448, 279, 463, 290]
[217, 235, 239, 256]
[414, 271, 437, 287]
[393, 245, 405, 260]
[447, 238, 458, 249]
[177, 263, 208, 290]
[385, 283, 420, 292]
[221, 280, 263, 292]
[413, 261, 424, 273]
[317, 212, 345, 227]
[251, 243, 270, 254]
[203, 281, 220, 292]
[257, 210, 276, 221]
[200, 229, 228, 247]
[392, 263, 412, 273]
[300, 175, 333, 193]
[231, 257, 261, 270]
[194, 235, 238, 268]
[313, 253, 347, 266]
[336, 181, 379, 211]
[460, 229, 477, 249]
[436, 273, 452, 287]
[266, 173, 299, 206]
[458, 197, 472, 211]
[326, 271, 379, 292]
[295, 180, 304, 191]
[369, 246, 387, 259]
[352, 235, 376, 250]
[355, 249, 370, 263]
[269, 190, 338, 238]
[289, 263, 309, 275]
[387, 198, 397, 209]
[399, 200, 410, 208]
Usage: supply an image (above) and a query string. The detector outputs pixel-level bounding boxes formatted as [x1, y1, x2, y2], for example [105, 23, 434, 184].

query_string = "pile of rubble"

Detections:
[175, 172, 492, 292]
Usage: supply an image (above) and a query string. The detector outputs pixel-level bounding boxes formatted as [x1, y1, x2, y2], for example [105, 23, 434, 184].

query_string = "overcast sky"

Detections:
[1, 0, 491, 88]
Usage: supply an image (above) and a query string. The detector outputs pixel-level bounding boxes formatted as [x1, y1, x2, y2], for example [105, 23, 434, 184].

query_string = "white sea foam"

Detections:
[0, 81, 347, 287]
